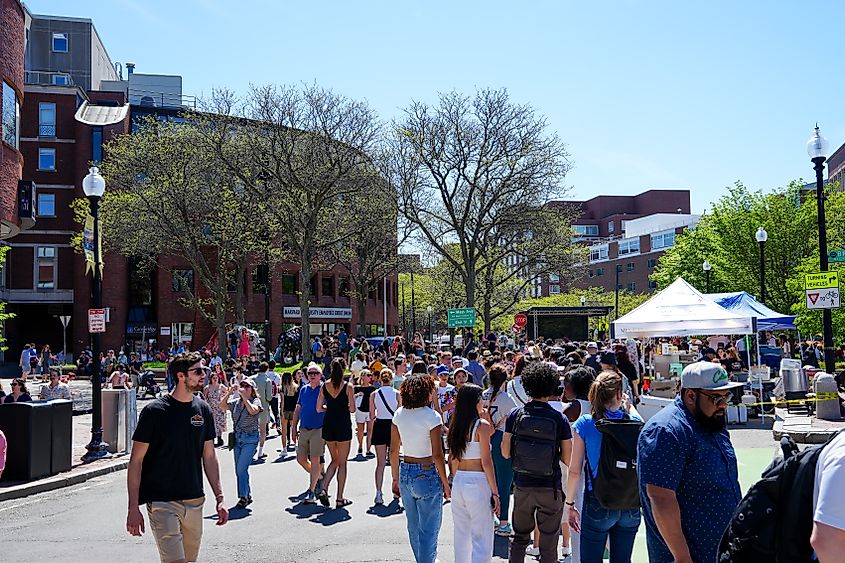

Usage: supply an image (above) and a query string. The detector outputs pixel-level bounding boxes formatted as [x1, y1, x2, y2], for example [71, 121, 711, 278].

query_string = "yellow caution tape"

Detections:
[737, 392, 841, 408]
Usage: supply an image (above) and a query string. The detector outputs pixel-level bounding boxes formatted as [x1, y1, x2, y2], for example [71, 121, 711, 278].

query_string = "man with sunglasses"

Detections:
[637, 361, 744, 563]
[292, 362, 327, 504]
[127, 351, 228, 563]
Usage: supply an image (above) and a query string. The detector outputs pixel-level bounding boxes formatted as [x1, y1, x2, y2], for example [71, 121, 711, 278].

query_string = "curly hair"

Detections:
[399, 374, 435, 408]
[521, 361, 560, 399]
[169, 351, 203, 382]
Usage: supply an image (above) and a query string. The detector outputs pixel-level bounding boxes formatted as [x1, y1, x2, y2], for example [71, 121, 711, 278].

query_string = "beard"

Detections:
[187, 378, 205, 393]
[693, 395, 727, 432]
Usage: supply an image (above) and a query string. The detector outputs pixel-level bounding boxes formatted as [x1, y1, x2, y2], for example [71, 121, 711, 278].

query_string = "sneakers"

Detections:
[526, 546, 540, 557]
[494, 523, 513, 537]
[374, 491, 384, 505]
[303, 490, 316, 504]
[279, 450, 287, 459]
[366, 451, 375, 458]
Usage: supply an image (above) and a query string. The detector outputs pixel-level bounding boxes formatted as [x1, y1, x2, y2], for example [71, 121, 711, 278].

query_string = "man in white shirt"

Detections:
[350, 353, 367, 378]
[811, 431, 845, 560]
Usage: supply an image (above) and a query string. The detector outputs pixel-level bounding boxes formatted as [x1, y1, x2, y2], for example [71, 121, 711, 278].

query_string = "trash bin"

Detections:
[48, 399, 73, 474]
[102, 389, 137, 454]
[0, 401, 53, 481]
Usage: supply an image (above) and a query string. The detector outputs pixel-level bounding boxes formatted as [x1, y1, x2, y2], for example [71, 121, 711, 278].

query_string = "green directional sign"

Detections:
[829, 250, 845, 263]
[447, 308, 476, 328]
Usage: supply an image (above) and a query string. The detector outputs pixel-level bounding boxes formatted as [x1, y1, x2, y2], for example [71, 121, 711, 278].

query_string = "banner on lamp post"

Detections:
[82, 213, 103, 276]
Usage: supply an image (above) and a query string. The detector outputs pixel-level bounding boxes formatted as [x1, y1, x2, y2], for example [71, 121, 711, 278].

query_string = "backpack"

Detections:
[718, 429, 845, 562]
[511, 405, 560, 479]
[586, 415, 644, 510]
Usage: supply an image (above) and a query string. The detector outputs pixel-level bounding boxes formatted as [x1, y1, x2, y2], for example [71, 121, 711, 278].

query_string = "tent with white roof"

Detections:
[613, 278, 755, 338]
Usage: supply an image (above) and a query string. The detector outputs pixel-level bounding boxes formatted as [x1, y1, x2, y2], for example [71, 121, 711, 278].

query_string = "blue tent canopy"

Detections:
[704, 291, 797, 331]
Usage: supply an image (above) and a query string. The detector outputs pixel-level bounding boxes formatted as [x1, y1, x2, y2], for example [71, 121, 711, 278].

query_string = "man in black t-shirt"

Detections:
[127, 351, 228, 563]
[502, 362, 573, 563]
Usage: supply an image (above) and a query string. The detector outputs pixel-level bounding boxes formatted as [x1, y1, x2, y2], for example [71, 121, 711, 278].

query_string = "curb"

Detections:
[0, 457, 129, 502]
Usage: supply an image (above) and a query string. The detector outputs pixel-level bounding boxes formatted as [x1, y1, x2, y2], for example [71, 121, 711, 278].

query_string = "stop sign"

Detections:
[514, 313, 528, 328]
[511, 324, 523, 333]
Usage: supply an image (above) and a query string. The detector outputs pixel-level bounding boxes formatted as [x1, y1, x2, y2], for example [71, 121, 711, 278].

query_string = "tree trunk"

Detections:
[483, 300, 492, 334]
[299, 262, 312, 363]
[215, 270, 228, 359]
[356, 289, 368, 338]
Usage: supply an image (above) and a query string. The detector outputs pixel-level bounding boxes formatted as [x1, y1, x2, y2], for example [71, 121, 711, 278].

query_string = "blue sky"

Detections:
[26, 0, 845, 212]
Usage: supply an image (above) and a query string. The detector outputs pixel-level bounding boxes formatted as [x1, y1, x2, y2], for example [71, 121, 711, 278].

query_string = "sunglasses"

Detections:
[697, 391, 730, 407]
[11, 382, 20, 387]
[189, 367, 210, 375]
[307, 371, 321, 376]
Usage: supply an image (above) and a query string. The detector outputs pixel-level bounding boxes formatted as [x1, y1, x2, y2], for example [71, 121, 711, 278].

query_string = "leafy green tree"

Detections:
[0, 245, 13, 351]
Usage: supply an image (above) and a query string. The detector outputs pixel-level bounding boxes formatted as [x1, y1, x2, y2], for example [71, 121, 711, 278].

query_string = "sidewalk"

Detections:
[773, 407, 845, 444]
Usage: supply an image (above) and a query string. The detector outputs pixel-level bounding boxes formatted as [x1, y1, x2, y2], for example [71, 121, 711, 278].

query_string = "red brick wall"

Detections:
[0, 0, 25, 235]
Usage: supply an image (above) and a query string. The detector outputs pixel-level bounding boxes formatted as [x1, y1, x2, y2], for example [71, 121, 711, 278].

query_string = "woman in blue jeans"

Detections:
[390, 375, 451, 563]
[565, 370, 642, 563]
[220, 378, 262, 509]
[482, 364, 518, 537]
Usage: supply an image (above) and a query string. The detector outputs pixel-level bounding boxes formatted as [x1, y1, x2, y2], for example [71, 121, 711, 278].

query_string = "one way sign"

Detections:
[806, 288, 841, 310]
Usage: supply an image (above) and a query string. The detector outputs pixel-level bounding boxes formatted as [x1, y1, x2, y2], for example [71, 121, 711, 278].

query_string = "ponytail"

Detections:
[589, 370, 623, 419]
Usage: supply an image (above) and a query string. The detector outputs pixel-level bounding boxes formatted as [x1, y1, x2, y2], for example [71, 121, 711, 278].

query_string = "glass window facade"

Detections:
[37, 192, 56, 217]
[39, 102, 56, 136]
[52, 33, 68, 52]
[172, 269, 194, 292]
[651, 230, 676, 250]
[2, 82, 20, 149]
[618, 238, 640, 256]
[38, 148, 56, 170]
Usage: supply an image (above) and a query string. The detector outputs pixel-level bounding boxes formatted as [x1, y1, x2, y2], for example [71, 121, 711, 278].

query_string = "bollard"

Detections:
[814, 372, 842, 421]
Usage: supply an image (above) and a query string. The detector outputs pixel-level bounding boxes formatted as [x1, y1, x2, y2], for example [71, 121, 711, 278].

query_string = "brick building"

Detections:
[532, 189, 698, 297]
[1, 11, 398, 365]
[0, 0, 30, 240]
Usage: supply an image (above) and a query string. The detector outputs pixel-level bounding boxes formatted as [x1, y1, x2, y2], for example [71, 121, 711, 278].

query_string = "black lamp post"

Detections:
[807, 125, 836, 374]
[755, 227, 767, 304]
[703, 260, 712, 293]
[81, 166, 109, 463]
[615, 264, 622, 320]
[427, 305, 433, 343]
[264, 259, 271, 361]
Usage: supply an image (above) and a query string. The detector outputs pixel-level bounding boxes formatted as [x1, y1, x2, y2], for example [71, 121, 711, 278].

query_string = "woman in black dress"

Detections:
[316, 358, 355, 508]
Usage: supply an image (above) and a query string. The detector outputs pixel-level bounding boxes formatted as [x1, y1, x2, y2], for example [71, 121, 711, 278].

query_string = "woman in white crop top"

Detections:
[390, 375, 449, 563]
[447, 383, 499, 563]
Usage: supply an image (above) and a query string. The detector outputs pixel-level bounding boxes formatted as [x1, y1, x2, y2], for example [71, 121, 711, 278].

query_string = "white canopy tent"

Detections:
[613, 278, 755, 338]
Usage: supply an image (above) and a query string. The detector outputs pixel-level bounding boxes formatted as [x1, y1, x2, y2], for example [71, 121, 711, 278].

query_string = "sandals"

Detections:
[335, 498, 352, 508]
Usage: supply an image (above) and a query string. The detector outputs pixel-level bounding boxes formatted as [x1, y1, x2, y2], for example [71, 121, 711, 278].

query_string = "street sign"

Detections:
[829, 250, 845, 263]
[447, 308, 476, 328]
[88, 308, 106, 333]
[805, 272, 839, 290]
[59, 315, 71, 328]
[806, 288, 841, 310]
[511, 323, 524, 333]
[514, 313, 528, 328]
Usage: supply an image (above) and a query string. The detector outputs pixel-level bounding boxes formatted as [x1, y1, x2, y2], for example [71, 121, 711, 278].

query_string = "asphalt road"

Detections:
[0, 420, 780, 563]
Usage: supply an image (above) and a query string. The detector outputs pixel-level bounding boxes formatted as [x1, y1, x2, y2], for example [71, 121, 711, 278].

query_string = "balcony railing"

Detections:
[129, 88, 197, 110]
[39, 124, 56, 137]
[24, 70, 74, 86]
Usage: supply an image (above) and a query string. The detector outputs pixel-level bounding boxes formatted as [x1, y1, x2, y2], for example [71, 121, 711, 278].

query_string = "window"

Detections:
[92, 126, 103, 163]
[626, 262, 635, 272]
[38, 148, 56, 170]
[549, 273, 560, 283]
[596, 268, 605, 276]
[588, 269, 594, 278]
[310, 275, 317, 296]
[648, 280, 658, 290]
[39, 102, 56, 137]
[52, 74, 70, 86]
[651, 230, 676, 250]
[617, 284, 624, 291]
[550, 284, 561, 295]
[339, 276, 350, 298]
[252, 264, 269, 294]
[52, 33, 68, 52]
[618, 237, 640, 256]
[608, 221, 615, 234]
[589, 244, 609, 262]
[36, 246, 57, 290]
[626, 282, 637, 292]
[282, 274, 297, 295]
[172, 269, 194, 292]
[37, 192, 55, 217]
[647, 258, 657, 269]
[573, 224, 599, 236]
[320, 276, 334, 298]
[2, 81, 19, 149]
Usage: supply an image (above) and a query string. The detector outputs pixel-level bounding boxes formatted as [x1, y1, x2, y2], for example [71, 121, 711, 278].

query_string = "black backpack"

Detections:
[511, 405, 560, 478]
[586, 415, 644, 510]
[718, 429, 845, 562]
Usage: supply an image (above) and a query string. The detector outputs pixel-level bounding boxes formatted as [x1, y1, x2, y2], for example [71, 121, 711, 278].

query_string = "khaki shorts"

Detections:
[146, 497, 204, 563]
[297, 427, 325, 458]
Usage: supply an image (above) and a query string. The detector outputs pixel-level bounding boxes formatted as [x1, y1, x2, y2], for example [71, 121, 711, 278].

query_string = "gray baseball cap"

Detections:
[681, 361, 743, 391]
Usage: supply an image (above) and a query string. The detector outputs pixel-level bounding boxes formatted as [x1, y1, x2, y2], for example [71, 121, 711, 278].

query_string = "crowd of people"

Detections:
[118, 330, 844, 563]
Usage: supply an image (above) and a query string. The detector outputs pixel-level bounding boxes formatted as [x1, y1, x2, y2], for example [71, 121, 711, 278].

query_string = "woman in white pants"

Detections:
[447, 384, 499, 563]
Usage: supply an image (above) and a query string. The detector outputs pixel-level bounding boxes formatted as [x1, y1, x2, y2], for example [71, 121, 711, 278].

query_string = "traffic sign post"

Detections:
[511, 323, 524, 333]
[88, 308, 106, 333]
[829, 250, 845, 263]
[447, 308, 476, 328]
[805, 272, 841, 310]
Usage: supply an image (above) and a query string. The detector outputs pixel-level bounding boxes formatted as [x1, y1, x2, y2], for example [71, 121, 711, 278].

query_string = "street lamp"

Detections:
[427, 305, 433, 343]
[755, 227, 768, 304]
[81, 166, 108, 462]
[807, 125, 835, 374]
[580, 295, 586, 306]
[615, 264, 622, 320]
[702, 260, 712, 293]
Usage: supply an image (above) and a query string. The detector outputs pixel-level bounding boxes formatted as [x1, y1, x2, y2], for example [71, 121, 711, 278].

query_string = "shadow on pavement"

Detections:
[366, 499, 403, 517]
[204, 506, 252, 521]
[286, 503, 326, 520]
[272, 456, 296, 464]
[312, 507, 352, 526]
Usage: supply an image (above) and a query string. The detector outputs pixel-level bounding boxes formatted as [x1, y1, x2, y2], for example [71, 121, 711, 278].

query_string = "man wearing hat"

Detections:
[637, 362, 744, 563]
[699, 346, 718, 362]
[584, 342, 602, 374]
[292, 362, 327, 505]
